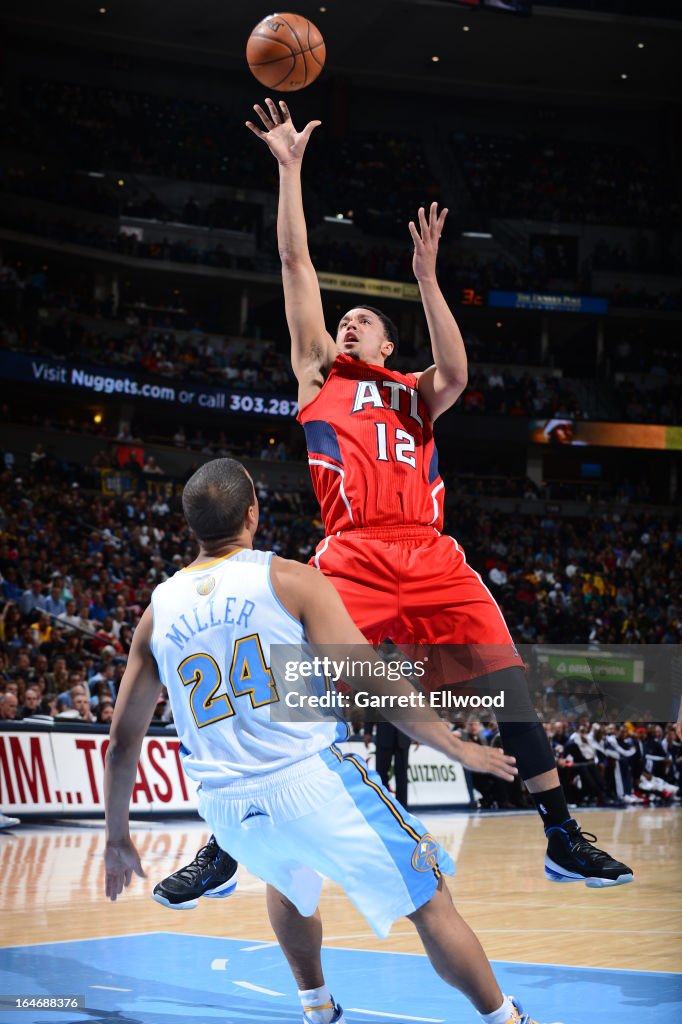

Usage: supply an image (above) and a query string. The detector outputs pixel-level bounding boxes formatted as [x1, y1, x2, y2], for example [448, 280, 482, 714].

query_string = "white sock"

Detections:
[299, 984, 335, 1023]
[479, 994, 516, 1024]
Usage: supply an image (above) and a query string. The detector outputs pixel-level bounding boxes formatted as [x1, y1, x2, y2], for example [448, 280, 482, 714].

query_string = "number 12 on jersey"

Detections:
[178, 634, 278, 729]
[375, 422, 416, 468]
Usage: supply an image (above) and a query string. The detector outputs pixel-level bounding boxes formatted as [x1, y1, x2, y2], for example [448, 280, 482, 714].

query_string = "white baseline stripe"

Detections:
[233, 981, 284, 996]
[240, 942, 279, 951]
[90, 986, 131, 992]
[347, 1010, 444, 1022]
[324, 931, 413, 941]
[2, 930, 163, 950]
[475, 928, 682, 935]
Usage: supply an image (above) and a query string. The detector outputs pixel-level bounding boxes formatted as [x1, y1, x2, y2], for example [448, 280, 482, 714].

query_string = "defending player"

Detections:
[104, 458, 564, 1024]
[155, 99, 631, 908]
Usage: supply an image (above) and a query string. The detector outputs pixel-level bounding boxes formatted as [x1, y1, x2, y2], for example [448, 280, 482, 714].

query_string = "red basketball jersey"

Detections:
[297, 355, 444, 535]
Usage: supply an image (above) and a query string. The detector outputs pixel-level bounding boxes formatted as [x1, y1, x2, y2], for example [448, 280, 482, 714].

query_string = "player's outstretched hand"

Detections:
[408, 201, 448, 283]
[456, 740, 517, 783]
[246, 98, 320, 166]
[105, 837, 146, 902]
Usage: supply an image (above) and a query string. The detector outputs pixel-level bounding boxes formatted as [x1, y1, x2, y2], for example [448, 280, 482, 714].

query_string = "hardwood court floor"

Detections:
[2, 807, 680, 973]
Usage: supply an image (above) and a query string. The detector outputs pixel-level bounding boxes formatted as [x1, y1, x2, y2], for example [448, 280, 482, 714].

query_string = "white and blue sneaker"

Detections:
[303, 995, 346, 1024]
[505, 995, 564, 1023]
[0, 813, 20, 830]
[545, 819, 633, 888]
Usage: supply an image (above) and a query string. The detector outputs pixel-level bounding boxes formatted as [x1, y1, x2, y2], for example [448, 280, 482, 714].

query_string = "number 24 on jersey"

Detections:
[178, 634, 278, 729]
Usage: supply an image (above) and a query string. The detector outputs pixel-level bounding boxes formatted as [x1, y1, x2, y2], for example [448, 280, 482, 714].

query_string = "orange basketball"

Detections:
[246, 12, 326, 92]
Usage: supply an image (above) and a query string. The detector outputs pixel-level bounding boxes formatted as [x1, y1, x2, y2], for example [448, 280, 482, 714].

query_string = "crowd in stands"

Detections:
[0, 261, 295, 393]
[5, 80, 272, 191]
[459, 501, 682, 645]
[5, 197, 680, 312]
[455, 714, 680, 811]
[37, 314, 293, 394]
[3, 164, 261, 235]
[455, 131, 679, 230]
[2, 209, 260, 274]
[2, 261, 681, 426]
[3, 78, 681, 313]
[451, 368, 584, 419]
[614, 377, 680, 425]
[1, 455, 680, 710]
[609, 336, 681, 376]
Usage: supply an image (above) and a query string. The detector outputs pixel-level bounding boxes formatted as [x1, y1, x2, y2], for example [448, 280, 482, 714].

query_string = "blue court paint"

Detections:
[0, 934, 679, 1024]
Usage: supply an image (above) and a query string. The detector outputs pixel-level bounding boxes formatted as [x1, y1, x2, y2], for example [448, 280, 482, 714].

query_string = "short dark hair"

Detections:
[353, 305, 399, 348]
[182, 458, 255, 543]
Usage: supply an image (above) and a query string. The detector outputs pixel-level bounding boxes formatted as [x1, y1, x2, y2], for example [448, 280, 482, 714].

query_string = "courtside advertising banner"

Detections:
[0, 727, 468, 815]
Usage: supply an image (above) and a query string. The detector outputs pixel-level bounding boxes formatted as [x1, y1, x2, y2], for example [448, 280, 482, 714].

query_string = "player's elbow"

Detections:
[279, 246, 310, 270]
[442, 371, 468, 398]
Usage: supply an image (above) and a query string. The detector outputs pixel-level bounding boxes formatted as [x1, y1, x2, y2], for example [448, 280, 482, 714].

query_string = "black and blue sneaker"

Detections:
[545, 819, 633, 888]
[152, 835, 238, 909]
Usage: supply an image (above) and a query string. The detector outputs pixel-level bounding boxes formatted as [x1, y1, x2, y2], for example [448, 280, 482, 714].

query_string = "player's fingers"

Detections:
[436, 207, 448, 234]
[105, 872, 120, 901]
[491, 752, 517, 777]
[417, 206, 428, 236]
[408, 221, 422, 246]
[265, 97, 281, 123]
[301, 119, 322, 142]
[253, 103, 275, 130]
[245, 121, 267, 139]
[279, 100, 292, 121]
[133, 859, 147, 880]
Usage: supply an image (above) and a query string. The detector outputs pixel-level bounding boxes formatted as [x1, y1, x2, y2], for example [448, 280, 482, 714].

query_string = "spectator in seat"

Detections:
[44, 582, 66, 617]
[603, 725, 639, 803]
[17, 686, 41, 719]
[96, 699, 115, 724]
[0, 692, 19, 720]
[565, 719, 616, 806]
[19, 579, 47, 617]
[643, 724, 669, 779]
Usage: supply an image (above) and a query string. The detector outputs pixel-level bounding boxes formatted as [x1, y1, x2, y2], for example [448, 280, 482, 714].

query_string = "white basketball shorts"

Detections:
[197, 743, 455, 938]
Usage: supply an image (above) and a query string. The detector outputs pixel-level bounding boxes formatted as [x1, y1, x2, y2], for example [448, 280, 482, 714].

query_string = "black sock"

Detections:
[530, 785, 571, 831]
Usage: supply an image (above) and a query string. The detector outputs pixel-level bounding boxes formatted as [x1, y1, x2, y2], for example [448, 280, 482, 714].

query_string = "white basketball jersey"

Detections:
[150, 548, 345, 786]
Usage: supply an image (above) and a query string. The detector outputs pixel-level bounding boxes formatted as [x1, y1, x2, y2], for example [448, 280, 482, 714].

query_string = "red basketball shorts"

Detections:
[311, 525, 522, 688]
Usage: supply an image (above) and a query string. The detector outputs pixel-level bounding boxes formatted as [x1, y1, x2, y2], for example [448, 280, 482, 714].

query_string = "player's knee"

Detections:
[407, 875, 448, 924]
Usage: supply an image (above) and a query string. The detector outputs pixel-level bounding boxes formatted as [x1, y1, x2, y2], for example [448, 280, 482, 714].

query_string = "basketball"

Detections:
[246, 13, 326, 92]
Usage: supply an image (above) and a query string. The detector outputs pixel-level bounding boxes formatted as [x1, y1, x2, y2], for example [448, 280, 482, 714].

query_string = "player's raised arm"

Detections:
[246, 98, 336, 403]
[270, 557, 517, 783]
[103, 605, 161, 900]
[410, 203, 468, 422]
